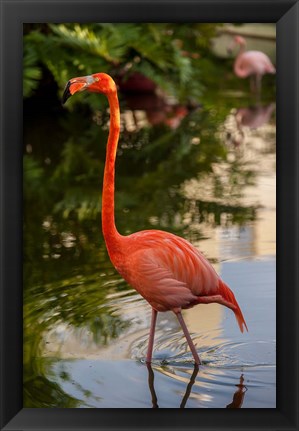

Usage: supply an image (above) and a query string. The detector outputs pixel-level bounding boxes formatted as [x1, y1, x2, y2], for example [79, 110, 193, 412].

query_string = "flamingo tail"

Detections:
[218, 280, 248, 333]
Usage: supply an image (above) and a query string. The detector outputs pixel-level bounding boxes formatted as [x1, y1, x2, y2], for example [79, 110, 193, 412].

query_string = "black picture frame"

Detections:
[0, 0, 298, 429]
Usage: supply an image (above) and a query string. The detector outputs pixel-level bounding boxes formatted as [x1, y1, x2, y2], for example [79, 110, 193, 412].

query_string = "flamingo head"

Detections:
[62, 73, 117, 104]
[227, 35, 246, 55]
[234, 35, 246, 46]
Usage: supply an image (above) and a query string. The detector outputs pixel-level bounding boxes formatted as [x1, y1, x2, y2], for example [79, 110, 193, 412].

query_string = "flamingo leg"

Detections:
[175, 311, 201, 365]
[146, 308, 158, 363]
[250, 75, 256, 94]
[255, 74, 262, 100]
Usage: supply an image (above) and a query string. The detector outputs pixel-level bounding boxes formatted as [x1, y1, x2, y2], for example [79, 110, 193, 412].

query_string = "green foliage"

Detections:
[23, 155, 44, 197]
[23, 44, 42, 98]
[23, 23, 223, 102]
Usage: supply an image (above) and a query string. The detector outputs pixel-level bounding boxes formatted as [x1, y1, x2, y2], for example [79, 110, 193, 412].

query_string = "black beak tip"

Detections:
[62, 81, 72, 105]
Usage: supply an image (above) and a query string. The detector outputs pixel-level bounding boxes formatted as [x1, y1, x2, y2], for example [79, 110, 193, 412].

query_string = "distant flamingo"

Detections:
[62, 73, 248, 365]
[229, 35, 276, 95]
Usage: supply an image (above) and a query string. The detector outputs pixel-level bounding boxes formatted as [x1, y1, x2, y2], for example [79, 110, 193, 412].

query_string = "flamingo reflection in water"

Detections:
[225, 103, 275, 150]
[146, 364, 247, 408]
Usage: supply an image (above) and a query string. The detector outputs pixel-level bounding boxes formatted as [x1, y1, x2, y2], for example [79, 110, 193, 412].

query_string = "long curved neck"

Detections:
[234, 43, 247, 77]
[102, 91, 122, 249]
[237, 42, 246, 55]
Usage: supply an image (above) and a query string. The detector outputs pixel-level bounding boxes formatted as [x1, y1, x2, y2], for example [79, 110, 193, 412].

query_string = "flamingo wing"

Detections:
[122, 248, 199, 311]
[235, 51, 275, 77]
[115, 230, 247, 331]
[117, 230, 220, 311]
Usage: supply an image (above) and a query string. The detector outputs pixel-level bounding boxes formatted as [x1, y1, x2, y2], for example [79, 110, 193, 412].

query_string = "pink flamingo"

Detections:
[62, 73, 248, 365]
[230, 35, 276, 95]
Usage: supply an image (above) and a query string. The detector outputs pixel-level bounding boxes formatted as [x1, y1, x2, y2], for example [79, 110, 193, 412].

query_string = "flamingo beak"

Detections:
[62, 76, 91, 104]
[62, 81, 72, 104]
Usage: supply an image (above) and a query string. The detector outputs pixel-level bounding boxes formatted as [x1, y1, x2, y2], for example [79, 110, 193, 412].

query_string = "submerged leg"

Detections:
[146, 308, 158, 363]
[146, 363, 159, 408]
[250, 75, 255, 94]
[255, 74, 262, 102]
[180, 364, 199, 408]
[175, 311, 201, 365]
[256, 74, 261, 93]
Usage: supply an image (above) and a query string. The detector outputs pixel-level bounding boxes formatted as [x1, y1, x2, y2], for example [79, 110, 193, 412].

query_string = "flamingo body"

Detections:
[62, 72, 248, 365]
[112, 229, 218, 311]
[111, 229, 247, 332]
[234, 50, 276, 78]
